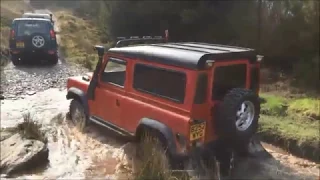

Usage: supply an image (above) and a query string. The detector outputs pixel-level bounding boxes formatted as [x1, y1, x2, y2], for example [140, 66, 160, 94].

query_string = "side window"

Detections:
[133, 64, 186, 103]
[100, 58, 127, 87]
[194, 73, 208, 104]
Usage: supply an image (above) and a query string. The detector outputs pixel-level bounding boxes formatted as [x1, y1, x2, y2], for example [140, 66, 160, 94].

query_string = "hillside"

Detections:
[1, 0, 33, 50]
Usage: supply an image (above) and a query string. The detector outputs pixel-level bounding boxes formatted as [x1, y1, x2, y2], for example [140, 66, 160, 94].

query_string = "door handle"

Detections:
[116, 99, 120, 106]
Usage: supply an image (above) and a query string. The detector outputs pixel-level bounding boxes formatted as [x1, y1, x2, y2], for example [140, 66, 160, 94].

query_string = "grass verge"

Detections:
[259, 93, 319, 162]
[260, 93, 319, 120]
[287, 98, 320, 120]
[0, 0, 32, 42]
[55, 10, 111, 70]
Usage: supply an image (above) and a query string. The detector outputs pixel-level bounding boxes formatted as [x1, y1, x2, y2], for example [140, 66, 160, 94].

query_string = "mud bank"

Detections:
[259, 131, 320, 163]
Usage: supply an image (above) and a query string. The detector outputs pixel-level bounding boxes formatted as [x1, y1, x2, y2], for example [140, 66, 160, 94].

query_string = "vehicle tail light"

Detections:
[48, 50, 55, 54]
[10, 30, 15, 39]
[50, 29, 55, 39]
[205, 60, 215, 69]
[257, 55, 264, 62]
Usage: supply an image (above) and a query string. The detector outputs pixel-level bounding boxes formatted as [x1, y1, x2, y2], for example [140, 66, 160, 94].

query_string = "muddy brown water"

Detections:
[1, 88, 319, 179]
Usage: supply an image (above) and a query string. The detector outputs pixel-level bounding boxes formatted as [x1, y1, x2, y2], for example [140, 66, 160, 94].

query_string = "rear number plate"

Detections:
[190, 122, 206, 141]
[16, 42, 24, 48]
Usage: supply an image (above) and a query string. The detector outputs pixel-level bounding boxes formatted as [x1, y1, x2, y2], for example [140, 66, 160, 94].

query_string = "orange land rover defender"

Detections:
[66, 36, 263, 177]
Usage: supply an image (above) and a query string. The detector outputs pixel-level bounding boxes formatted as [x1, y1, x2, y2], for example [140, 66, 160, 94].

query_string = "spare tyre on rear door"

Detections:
[215, 88, 260, 155]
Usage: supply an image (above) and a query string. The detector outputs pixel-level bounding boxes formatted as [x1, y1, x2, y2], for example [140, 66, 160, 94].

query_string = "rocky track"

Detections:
[1, 62, 87, 100]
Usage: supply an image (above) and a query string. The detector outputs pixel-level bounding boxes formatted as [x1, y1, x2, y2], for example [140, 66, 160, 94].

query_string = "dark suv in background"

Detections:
[9, 18, 58, 66]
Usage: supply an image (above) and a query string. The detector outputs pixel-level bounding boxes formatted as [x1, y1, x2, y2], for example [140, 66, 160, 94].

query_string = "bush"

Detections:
[16, 113, 48, 144]
[292, 56, 320, 89]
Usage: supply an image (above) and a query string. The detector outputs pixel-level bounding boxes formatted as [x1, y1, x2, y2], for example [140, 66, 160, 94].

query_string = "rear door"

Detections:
[11, 20, 51, 50]
[211, 61, 249, 101]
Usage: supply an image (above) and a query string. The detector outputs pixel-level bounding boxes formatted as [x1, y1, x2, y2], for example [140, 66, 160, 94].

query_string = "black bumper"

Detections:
[10, 49, 58, 60]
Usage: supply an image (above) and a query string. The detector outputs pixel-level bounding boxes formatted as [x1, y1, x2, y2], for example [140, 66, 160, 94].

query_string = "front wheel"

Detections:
[69, 99, 87, 131]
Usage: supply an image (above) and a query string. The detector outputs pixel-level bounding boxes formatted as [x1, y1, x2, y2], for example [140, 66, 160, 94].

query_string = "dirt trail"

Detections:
[1, 88, 318, 179]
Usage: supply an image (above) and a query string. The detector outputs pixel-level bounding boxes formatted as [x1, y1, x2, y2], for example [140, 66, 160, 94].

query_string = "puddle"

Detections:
[262, 142, 290, 155]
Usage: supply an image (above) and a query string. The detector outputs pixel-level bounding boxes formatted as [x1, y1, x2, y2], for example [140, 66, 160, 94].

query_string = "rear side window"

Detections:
[133, 64, 186, 103]
[16, 20, 49, 36]
[194, 73, 208, 104]
[212, 64, 247, 100]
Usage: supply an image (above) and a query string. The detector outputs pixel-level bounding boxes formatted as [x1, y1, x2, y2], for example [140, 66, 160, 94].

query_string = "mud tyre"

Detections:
[216, 88, 260, 155]
[47, 55, 58, 66]
[69, 99, 87, 132]
[11, 56, 22, 66]
[135, 129, 178, 177]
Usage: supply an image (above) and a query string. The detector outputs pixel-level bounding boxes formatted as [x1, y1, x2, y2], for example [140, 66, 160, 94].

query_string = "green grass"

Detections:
[288, 98, 320, 119]
[260, 93, 319, 120]
[259, 115, 319, 145]
[259, 92, 319, 161]
[260, 93, 288, 116]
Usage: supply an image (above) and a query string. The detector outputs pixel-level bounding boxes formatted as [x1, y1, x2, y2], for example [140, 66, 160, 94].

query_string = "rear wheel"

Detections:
[135, 129, 172, 178]
[69, 99, 87, 131]
[216, 88, 260, 155]
[48, 55, 58, 65]
[11, 56, 22, 66]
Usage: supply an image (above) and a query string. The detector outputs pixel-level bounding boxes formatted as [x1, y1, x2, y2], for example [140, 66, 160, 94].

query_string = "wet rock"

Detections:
[0, 129, 15, 141]
[26, 91, 36, 96]
[0, 133, 49, 176]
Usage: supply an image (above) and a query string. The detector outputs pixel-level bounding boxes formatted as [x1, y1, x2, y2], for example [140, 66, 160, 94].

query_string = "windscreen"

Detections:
[16, 20, 49, 36]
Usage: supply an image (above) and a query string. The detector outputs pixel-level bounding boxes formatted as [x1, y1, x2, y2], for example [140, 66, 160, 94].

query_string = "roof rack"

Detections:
[114, 36, 166, 48]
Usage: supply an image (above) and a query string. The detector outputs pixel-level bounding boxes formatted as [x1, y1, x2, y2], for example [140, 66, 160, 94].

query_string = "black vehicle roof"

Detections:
[13, 18, 51, 22]
[108, 42, 257, 70]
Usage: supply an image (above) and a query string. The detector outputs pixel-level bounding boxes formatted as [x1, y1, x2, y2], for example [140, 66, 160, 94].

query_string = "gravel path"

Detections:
[1, 62, 87, 100]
